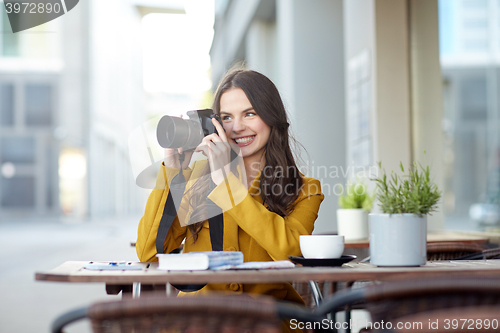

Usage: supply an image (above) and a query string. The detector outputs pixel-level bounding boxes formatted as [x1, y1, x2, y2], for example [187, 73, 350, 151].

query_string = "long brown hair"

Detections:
[186, 69, 303, 242]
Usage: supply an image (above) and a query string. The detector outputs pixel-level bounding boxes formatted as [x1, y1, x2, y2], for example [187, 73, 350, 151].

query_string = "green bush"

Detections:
[372, 160, 441, 217]
[338, 180, 375, 212]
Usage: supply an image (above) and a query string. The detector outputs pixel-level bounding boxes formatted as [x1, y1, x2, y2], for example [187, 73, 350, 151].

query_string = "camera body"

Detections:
[156, 109, 223, 151]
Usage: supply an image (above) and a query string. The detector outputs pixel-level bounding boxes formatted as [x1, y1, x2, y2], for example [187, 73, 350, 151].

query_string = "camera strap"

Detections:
[207, 196, 224, 251]
[155, 172, 186, 254]
[156, 153, 224, 254]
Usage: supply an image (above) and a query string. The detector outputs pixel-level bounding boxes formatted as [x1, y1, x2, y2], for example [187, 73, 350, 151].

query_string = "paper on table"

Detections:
[83, 262, 144, 270]
[212, 260, 295, 271]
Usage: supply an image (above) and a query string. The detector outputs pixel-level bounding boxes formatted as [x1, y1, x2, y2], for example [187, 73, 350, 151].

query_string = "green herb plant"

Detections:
[338, 179, 375, 212]
[372, 160, 441, 217]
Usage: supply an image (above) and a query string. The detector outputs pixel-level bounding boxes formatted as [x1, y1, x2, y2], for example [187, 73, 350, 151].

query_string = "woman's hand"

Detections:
[163, 115, 194, 170]
[164, 147, 193, 170]
[194, 118, 232, 186]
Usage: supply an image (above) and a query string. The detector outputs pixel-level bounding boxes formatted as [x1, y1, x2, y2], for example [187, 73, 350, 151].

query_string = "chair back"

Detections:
[363, 276, 500, 325]
[87, 294, 282, 333]
[426, 242, 488, 260]
[52, 293, 285, 333]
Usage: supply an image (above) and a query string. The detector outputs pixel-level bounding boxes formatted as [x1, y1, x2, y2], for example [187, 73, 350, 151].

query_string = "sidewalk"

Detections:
[0, 215, 141, 333]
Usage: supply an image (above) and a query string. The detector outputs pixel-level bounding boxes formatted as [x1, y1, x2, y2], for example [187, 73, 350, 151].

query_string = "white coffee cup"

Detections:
[299, 235, 345, 259]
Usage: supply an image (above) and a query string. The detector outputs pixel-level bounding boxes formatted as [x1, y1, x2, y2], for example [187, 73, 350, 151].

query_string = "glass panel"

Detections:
[0, 136, 36, 163]
[439, 0, 500, 231]
[463, 0, 487, 8]
[0, 176, 35, 208]
[460, 77, 487, 121]
[463, 39, 489, 52]
[0, 84, 14, 126]
[463, 20, 488, 29]
[25, 84, 53, 126]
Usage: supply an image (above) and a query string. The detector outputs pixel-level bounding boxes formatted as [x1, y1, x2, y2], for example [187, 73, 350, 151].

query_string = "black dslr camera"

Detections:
[156, 109, 223, 151]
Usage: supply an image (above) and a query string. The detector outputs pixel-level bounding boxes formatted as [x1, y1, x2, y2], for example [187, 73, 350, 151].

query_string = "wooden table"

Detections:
[36, 259, 500, 286]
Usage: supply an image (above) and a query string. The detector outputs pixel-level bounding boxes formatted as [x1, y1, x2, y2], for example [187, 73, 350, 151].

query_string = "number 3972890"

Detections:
[5, 2, 62, 14]
[444, 319, 498, 330]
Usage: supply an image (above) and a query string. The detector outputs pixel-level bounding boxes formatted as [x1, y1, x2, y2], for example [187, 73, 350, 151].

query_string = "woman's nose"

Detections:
[232, 117, 246, 132]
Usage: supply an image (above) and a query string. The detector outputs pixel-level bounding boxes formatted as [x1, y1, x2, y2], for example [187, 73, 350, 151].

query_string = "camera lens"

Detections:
[157, 115, 204, 150]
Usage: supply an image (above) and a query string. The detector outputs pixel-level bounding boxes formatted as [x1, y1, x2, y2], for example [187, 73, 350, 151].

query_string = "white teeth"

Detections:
[235, 136, 255, 144]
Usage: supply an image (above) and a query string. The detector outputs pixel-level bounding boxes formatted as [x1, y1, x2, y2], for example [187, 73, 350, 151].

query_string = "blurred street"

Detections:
[0, 215, 141, 333]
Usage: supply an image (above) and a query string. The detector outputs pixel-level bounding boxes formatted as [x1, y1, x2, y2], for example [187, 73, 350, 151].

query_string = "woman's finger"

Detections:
[208, 140, 224, 156]
[212, 118, 228, 142]
[194, 144, 209, 157]
[200, 134, 219, 145]
[204, 133, 222, 143]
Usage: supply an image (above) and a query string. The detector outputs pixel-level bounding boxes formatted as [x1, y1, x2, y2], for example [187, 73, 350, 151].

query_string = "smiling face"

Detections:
[219, 88, 271, 166]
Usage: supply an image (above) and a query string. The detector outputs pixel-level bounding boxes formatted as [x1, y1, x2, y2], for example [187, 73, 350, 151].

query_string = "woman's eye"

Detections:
[246, 112, 256, 117]
[222, 116, 231, 121]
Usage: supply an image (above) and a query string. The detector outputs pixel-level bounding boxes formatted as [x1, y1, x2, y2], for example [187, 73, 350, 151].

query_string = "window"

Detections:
[0, 136, 36, 163]
[463, 0, 487, 8]
[0, 84, 14, 126]
[460, 77, 487, 121]
[463, 39, 489, 51]
[0, 176, 35, 208]
[463, 19, 488, 30]
[25, 84, 53, 126]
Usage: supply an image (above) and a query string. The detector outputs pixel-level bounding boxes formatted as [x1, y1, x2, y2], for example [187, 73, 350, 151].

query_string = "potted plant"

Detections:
[337, 180, 375, 240]
[369, 160, 441, 266]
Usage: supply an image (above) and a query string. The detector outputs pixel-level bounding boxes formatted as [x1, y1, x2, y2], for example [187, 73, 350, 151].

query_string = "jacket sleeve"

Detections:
[207, 173, 324, 261]
[136, 163, 193, 262]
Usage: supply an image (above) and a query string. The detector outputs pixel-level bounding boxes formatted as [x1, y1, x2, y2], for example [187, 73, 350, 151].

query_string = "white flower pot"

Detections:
[369, 213, 427, 266]
[336, 209, 369, 240]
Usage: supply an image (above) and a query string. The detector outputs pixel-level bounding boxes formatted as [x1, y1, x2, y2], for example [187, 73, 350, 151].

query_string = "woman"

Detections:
[136, 69, 324, 306]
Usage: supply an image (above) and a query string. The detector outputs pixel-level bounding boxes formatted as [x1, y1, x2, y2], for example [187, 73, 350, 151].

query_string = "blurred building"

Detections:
[0, 9, 62, 218]
[0, 0, 185, 220]
[211, 0, 444, 233]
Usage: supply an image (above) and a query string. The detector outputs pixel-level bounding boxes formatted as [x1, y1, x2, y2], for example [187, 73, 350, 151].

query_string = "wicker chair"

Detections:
[312, 275, 500, 332]
[426, 242, 490, 260]
[51, 293, 327, 333]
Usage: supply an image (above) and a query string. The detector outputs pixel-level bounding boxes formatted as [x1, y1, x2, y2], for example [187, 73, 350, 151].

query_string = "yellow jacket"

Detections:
[136, 160, 324, 304]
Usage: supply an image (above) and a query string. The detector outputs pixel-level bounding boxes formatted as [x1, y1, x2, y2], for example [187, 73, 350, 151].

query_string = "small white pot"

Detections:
[369, 213, 427, 266]
[337, 209, 368, 240]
